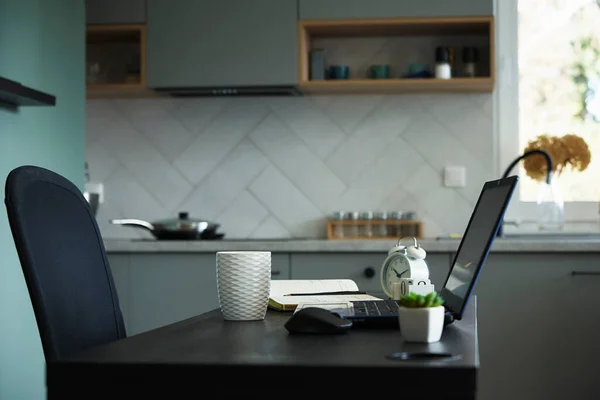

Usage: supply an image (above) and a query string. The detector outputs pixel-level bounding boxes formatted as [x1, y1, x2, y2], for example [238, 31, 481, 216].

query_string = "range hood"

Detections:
[154, 85, 301, 97]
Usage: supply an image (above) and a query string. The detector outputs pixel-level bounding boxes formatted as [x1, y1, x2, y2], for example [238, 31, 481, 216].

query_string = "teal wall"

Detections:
[0, 1, 85, 398]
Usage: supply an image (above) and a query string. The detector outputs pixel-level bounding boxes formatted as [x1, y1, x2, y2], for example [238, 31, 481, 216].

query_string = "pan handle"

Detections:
[110, 219, 155, 232]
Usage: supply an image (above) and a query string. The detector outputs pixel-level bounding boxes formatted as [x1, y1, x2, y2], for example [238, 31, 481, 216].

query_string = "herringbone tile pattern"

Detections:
[87, 93, 494, 240]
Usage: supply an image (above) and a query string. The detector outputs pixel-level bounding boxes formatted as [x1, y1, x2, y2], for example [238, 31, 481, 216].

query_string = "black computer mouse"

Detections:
[284, 307, 353, 334]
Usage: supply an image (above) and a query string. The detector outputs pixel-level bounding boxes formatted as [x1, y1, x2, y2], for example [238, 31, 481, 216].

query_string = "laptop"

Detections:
[336, 175, 519, 326]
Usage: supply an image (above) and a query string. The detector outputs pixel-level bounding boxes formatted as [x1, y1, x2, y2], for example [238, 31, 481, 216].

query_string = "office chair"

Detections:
[4, 165, 126, 361]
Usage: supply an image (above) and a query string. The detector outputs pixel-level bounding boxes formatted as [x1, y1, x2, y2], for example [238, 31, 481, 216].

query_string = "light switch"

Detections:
[444, 166, 466, 188]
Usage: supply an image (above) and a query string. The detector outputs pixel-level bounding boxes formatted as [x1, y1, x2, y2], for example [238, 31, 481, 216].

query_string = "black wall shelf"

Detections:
[0, 76, 56, 110]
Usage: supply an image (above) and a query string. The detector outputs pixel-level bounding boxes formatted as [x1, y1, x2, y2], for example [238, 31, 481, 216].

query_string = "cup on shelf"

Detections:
[216, 251, 271, 321]
[328, 65, 350, 80]
[403, 63, 433, 79]
[367, 64, 390, 79]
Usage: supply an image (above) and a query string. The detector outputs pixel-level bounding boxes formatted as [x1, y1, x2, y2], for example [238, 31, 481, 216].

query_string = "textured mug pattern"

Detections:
[216, 251, 271, 321]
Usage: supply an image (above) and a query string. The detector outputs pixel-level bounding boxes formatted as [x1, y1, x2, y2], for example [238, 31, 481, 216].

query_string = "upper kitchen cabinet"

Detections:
[146, 0, 298, 90]
[299, 0, 493, 20]
[86, 0, 147, 25]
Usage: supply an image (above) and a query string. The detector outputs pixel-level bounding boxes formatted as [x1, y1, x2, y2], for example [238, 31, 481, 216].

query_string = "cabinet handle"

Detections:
[271, 271, 281, 276]
[571, 271, 600, 276]
[364, 267, 376, 279]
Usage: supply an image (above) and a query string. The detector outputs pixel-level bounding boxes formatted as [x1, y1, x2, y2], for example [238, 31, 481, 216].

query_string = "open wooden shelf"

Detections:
[86, 24, 146, 97]
[298, 16, 495, 94]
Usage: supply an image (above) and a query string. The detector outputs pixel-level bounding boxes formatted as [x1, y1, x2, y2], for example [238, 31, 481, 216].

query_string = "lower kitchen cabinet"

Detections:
[473, 253, 600, 400]
[290, 253, 452, 297]
[108, 253, 290, 335]
[106, 254, 131, 333]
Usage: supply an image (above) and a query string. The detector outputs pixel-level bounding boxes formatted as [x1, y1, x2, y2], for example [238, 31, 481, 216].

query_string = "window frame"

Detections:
[495, 0, 599, 224]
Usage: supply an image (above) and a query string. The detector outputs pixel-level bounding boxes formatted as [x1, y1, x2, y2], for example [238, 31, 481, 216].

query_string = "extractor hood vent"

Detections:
[154, 85, 301, 97]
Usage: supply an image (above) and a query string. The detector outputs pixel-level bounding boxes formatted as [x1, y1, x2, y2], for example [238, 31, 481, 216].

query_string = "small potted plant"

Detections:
[397, 291, 445, 343]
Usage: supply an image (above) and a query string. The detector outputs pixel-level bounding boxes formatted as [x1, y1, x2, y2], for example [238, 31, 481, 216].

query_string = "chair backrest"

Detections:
[4, 165, 126, 361]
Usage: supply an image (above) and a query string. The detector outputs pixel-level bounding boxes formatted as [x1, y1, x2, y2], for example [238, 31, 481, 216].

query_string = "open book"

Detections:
[269, 279, 382, 311]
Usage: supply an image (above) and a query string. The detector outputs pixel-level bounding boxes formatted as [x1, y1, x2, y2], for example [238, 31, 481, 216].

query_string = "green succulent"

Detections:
[399, 291, 444, 308]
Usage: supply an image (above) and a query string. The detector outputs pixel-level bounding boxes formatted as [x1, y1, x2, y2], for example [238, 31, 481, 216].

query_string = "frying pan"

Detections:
[110, 212, 224, 240]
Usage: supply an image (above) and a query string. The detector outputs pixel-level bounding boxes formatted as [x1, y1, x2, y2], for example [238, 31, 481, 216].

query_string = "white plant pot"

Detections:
[398, 305, 445, 343]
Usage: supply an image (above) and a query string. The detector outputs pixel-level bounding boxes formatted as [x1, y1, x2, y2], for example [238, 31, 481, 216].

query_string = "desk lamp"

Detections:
[498, 149, 554, 237]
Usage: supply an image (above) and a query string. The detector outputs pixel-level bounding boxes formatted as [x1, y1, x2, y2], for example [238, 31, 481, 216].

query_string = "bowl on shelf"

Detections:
[327, 65, 350, 80]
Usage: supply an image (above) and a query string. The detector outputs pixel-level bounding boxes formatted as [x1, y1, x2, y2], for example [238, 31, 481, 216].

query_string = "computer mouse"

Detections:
[284, 307, 353, 334]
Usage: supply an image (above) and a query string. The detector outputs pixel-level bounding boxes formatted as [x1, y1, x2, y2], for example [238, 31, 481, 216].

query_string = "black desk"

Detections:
[48, 298, 478, 398]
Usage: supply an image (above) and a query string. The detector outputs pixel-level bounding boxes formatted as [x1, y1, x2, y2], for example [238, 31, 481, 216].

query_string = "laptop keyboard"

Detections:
[351, 300, 399, 317]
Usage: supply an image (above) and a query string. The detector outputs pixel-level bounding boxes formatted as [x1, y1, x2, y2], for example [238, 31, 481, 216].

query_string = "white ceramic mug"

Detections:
[216, 251, 271, 321]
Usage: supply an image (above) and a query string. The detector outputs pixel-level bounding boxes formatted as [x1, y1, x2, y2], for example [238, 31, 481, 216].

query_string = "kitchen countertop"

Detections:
[103, 237, 600, 253]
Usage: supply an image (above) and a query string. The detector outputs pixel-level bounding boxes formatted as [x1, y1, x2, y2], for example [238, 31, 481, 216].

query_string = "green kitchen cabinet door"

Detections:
[86, 0, 146, 24]
[146, 0, 298, 88]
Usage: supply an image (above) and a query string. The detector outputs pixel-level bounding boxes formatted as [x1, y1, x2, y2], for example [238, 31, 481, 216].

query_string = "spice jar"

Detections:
[360, 211, 374, 238]
[435, 47, 452, 79]
[345, 211, 360, 238]
[331, 211, 345, 238]
[462, 46, 478, 77]
[390, 211, 404, 237]
[374, 211, 389, 237]
[403, 211, 418, 237]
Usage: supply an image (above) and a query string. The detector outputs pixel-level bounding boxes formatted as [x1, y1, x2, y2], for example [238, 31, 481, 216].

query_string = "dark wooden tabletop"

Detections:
[48, 298, 478, 398]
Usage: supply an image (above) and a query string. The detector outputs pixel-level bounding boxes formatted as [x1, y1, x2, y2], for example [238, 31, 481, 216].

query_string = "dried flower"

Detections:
[522, 134, 591, 181]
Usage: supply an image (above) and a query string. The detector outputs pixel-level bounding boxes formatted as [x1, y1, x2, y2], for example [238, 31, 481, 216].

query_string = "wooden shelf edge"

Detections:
[86, 24, 145, 33]
[300, 15, 494, 27]
[86, 84, 159, 99]
[298, 78, 494, 94]
[299, 16, 493, 36]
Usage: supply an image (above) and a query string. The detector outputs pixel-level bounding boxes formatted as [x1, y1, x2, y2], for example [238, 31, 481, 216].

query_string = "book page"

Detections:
[271, 293, 381, 306]
[269, 279, 359, 297]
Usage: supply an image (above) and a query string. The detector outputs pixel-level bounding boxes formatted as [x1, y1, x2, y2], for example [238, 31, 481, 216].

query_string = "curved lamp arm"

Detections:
[501, 149, 553, 184]
[497, 149, 553, 238]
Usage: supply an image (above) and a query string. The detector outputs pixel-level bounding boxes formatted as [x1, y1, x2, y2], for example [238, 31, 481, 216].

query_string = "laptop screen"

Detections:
[440, 176, 518, 319]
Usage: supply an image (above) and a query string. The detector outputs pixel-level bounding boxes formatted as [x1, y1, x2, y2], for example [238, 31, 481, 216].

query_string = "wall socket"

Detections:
[444, 166, 466, 188]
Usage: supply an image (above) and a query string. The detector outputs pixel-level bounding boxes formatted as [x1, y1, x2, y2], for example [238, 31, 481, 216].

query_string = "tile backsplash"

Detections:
[87, 93, 494, 240]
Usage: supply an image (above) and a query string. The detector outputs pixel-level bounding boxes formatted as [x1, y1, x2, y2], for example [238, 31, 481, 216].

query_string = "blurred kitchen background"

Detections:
[87, 92, 493, 240]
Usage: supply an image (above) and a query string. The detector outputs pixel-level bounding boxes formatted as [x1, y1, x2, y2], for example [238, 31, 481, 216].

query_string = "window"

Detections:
[497, 0, 600, 223]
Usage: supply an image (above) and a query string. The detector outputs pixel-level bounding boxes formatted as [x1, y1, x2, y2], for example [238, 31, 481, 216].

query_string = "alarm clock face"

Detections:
[381, 252, 411, 298]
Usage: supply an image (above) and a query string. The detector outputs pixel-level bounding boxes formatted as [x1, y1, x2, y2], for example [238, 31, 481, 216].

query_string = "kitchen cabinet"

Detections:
[86, 0, 146, 25]
[299, 0, 493, 20]
[290, 253, 452, 297]
[473, 253, 600, 400]
[108, 253, 290, 335]
[146, 0, 298, 89]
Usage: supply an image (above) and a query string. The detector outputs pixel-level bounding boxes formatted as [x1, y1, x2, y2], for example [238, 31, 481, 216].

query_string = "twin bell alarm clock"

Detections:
[380, 237, 435, 299]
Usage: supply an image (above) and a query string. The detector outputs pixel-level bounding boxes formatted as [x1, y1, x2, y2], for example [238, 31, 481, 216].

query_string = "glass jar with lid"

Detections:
[390, 211, 404, 237]
[345, 211, 360, 237]
[360, 211, 374, 238]
[331, 211, 345, 238]
[402, 211, 418, 237]
[373, 211, 389, 237]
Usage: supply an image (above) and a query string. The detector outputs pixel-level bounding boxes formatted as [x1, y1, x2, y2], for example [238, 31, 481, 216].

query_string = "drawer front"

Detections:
[475, 253, 600, 400]
[291, 253, 451, 296]
[271, 254, 291, 280]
